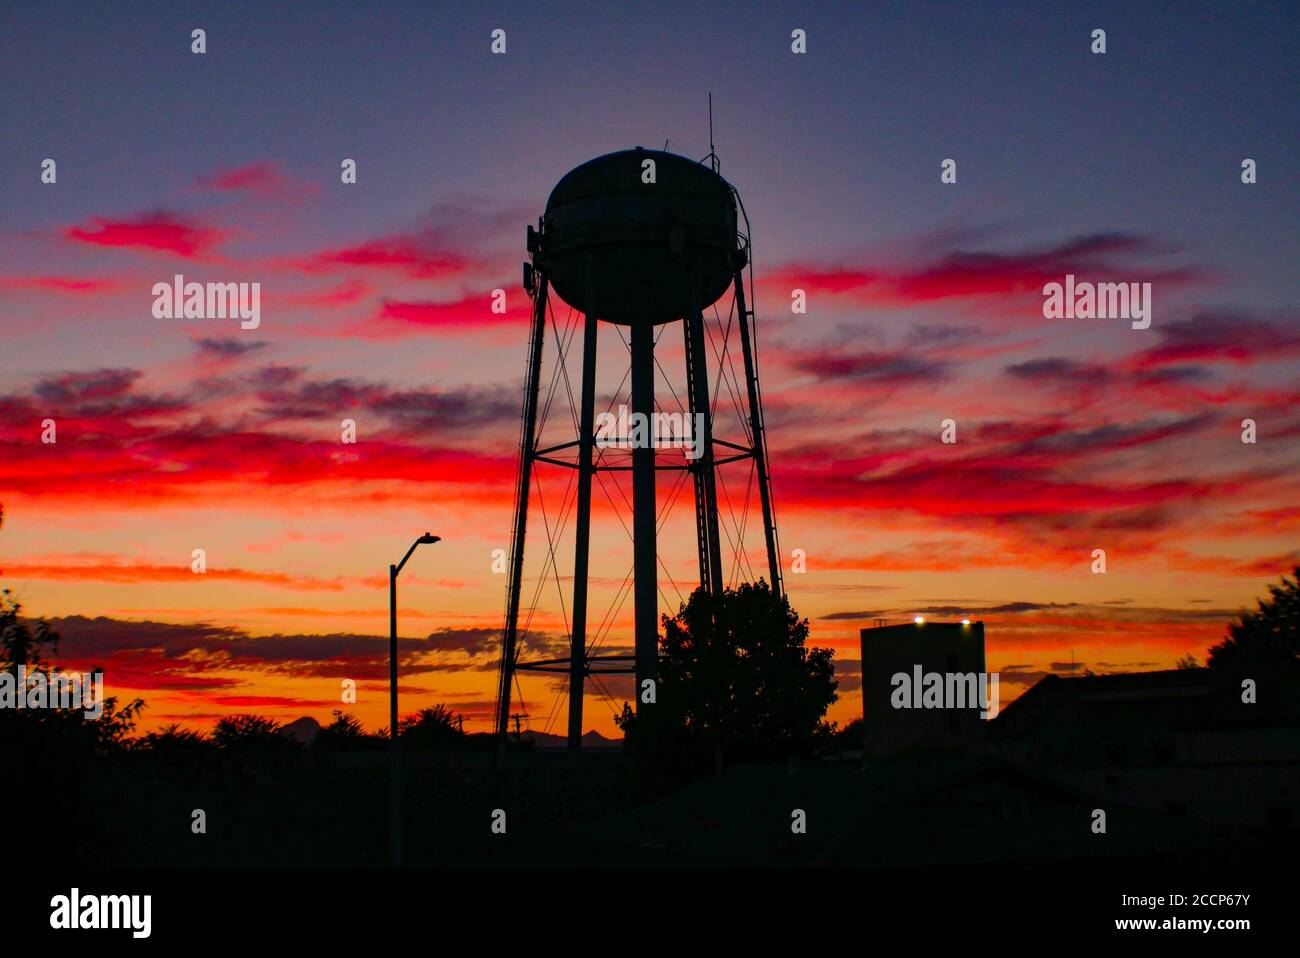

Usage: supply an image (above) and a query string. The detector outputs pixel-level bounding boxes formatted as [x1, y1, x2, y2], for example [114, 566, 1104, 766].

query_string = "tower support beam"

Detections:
[684, 308, 725, 595]
[631, 319, 658, 709]
[733, 269, 783, 596]
[567, 310, 599, 759]
[496, 278, 549, 758]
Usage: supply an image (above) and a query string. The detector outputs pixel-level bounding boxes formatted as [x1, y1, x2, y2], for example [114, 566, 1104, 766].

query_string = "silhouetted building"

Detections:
[859, 620, 989, 756]
[992, 664, 1300, 827]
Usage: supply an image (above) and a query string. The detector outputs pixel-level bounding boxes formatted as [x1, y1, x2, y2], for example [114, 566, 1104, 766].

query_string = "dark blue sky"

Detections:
[4, 0, 1296, 308]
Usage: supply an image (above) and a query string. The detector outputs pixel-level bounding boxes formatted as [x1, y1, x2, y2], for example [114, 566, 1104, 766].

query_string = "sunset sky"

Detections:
[2, 1, 1297, 737]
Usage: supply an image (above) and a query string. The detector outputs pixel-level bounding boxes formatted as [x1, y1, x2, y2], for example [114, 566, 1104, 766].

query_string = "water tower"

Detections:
[495, 147, 783, 757]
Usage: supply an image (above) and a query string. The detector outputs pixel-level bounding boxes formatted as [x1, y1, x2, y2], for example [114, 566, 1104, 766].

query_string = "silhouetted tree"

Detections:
[1, 580, 143, 860]
[135, 723, 215, 761]
[835, 717, 864, 750]
[1, 587, 58, 667]
[315, 710, 379, 750]
[212, 714, 297, 751]
[398, 704, 466, 747]
[2, 587, 144, 750]
[616, 580, 837, 755]
[1208, 565, 1300, 668]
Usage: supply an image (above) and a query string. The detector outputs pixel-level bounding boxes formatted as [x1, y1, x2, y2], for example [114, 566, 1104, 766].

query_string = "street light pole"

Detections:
[389, 561, 400, 867]
[389, 532, 440, 869]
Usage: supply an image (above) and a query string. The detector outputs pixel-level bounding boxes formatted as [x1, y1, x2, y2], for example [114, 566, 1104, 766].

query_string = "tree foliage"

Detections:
[1, 587, 58, 668]
[2, 587, 144, 750]
[212, 714, 296, 751]
[1208, 565, 1300, 668]
[616, 580, 837, 752]
[315, 710, 379, 750]
[134, 723, 215, 761]
[398, 704, 465, 746]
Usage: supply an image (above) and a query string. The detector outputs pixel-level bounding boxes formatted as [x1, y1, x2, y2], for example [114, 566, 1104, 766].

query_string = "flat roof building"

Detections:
[859, 620, 988, 756]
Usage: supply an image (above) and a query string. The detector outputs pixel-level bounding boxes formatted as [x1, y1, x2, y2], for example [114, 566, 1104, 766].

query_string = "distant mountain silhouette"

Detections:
[521, 729, 621, 750]
[281, 716, 321, 745]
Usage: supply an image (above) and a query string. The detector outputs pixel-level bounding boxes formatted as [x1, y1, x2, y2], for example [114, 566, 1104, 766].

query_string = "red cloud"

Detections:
[1164, 548, 1300, 578]
[786, 349, 947, 385]
[0, 361, 525, 508]
[195, 161, 314, 200]
[277, 278, 371, 308]
[63, 212, 223, 257]
[815, 540, 1056, 573]
[0, 425, 515, 506]
[367, 294, 527, 333]
[2, 554, 473, 595]
[0, 555, 367, 591]
[777, 454, 1216, 518]
[762, 411, 1242, 561]
[764, 232, 1203, 309]
[0, 275, 121, 294]
[208, 695, 326, 708]
[1131, 311, 1300, 369]
[299, 234, 473, 279]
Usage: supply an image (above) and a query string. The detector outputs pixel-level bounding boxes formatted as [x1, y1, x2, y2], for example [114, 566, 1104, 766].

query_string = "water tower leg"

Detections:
[568, 310, 599, 761]
[733, 272, 783, 595]
[684, 308, 724, 595]
[631, 320, 658, 710]
[497, 279, 548, 761]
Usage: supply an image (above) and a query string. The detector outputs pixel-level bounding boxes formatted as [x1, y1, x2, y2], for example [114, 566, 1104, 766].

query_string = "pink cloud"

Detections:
[63, 211, 224, 257]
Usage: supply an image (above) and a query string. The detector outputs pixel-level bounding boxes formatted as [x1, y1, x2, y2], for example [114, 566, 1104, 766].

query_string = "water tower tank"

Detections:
[539, 148, 741, 325]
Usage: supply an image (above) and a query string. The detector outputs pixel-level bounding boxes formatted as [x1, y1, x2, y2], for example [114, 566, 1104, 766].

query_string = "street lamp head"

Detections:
[419, 533, 441, 544]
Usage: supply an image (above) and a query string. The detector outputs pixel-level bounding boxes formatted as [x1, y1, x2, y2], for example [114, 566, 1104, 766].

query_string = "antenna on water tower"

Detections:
[707, 92, 719, 172]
